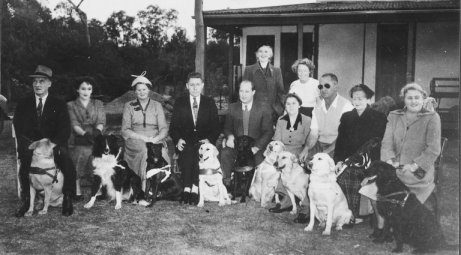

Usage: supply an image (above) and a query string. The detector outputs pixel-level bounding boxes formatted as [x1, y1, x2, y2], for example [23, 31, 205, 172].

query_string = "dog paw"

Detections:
[25, 211, 33, 217]
[335, 225, 343, 231]
[304, 226, 314, 232]
[115, 204, 122, 210]
[197, 202, 204, 207]
[322, 230, 331, 236]
[138, 200, 150, 207]
[38, 210, 48, 215]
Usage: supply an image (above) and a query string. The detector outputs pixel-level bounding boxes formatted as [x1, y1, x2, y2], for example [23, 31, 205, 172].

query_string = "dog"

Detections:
[233, 136, 256, 203]
[364, 161, 457, 253]
[84, 134, 147, 210]
[305, 153, 353, 235]
[249, 141, 286, 207]
[274, 151, 310, 215]
[25, 139, 64, 216]
[197, 142, 232, 207]
[145, 142, 182, 206]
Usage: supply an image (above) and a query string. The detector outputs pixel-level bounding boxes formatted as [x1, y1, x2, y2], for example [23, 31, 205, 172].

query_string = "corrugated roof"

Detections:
[203, 1, 459, 15]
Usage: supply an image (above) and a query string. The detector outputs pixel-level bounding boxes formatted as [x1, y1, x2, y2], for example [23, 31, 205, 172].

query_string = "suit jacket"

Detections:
[224, 101, 273, 150]
[243, 63, 285, 116]
[13, 94, 71, 158]
[169, 94, 220, 145]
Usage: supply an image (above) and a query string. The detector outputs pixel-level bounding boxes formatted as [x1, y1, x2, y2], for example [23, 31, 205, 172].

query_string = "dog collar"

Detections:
[199, 167, 221, 175]
[29, 167, 59, 184]
[377, 190, 411, 207]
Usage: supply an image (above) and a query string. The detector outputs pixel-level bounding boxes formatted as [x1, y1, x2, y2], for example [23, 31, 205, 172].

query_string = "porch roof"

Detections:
[203, 1, 460, 33]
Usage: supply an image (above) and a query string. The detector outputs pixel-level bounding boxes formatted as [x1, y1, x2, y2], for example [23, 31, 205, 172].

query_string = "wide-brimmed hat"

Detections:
[29, 65, 53, 79]
[131, 71, 152, 88]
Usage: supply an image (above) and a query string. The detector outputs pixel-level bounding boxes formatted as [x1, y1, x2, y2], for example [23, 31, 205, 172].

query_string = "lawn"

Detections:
[0, 121, 458, 255]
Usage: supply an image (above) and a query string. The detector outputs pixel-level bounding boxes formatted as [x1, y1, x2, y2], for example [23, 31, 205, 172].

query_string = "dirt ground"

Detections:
[0, 121, 458, 255]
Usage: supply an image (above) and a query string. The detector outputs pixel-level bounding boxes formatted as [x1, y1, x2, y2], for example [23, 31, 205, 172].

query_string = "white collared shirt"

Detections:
[35, 93, 49, 111]
[310, 94, 354, 130]
[190, 95, 201, 124]
[241, 101, 253, 111]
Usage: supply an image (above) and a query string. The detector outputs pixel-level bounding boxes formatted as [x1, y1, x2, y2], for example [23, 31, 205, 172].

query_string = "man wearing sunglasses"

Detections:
[299, 73, 353, 163]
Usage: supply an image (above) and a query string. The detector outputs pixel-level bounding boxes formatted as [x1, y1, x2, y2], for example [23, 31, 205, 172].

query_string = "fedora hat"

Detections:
[29, 65, 53, 79]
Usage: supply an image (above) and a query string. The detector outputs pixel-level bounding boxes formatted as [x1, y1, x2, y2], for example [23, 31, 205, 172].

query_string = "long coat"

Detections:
[223, 101, 273, 150]
[334, 106, 387, 163]
[243, 63, 285, 116]
[381, 108, 441, 203]
[14, 95, 71, 159]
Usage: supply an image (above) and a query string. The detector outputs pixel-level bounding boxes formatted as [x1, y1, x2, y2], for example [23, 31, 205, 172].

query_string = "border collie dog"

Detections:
[145, 142, 182, 206]
[84, 134, 147, 210]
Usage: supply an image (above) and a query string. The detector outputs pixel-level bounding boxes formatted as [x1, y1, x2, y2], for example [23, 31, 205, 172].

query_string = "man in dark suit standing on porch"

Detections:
[13, 65, 76, 217]
[169, 72, 220, 205]
[220, 80, 274, 187]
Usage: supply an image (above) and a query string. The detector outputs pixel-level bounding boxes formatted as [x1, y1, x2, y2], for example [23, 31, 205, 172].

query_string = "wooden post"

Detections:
[0, 0, 3, 94]
[227, 33, 234, 99]
[195, 0, 205, 78]
[297, 23, 303, 59]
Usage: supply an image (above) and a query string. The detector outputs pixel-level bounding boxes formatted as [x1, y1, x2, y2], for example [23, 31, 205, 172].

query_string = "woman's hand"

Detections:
[251, 147, 259, 155]
[225, 136, 235, 148]
[335, 161, 344, 172]
[176, 139, 186, 151]
[299, 150, 308, 163]
[386, 159, 399, 168]
[402, 163, 418, 173]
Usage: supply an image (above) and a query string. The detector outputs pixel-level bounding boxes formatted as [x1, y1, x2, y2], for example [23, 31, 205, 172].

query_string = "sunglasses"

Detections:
[318, 83, 331, 90]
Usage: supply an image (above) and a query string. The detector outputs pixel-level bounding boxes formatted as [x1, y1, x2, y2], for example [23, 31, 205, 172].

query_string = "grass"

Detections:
[0, 122, 458, 254]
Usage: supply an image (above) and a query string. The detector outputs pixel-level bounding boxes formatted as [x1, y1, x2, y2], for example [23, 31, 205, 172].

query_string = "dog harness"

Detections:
[29, 167, 59, 184]
[199, 167, 221, 175]
[146, 165, 171, 183]
[377, 190, 411, 207]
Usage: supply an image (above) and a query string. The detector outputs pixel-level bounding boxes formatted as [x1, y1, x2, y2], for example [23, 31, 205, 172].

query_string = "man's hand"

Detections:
[251, 147, 259, 155]
[177, 139, 186, 151]
[335, 161, 344, 172]
[299, 149, 309, 163]
[225, 136, 235, 148]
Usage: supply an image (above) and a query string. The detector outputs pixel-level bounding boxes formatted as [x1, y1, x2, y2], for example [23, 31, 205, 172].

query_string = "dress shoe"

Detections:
[14, 196, 30, 218]
[189, 193, 199, 205]
[269, 204, 293, 213]
[293, 213, 310, 224]
[62, 194, 74, 216]
[180, 191, 190, 204]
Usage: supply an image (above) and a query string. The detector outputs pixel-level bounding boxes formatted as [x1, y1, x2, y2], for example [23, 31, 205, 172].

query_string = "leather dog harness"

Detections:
[29, 167, 59, 184]
[199, 167, 222, 175]
[146, 165, 171, 183]
[377, 190, 411, 208]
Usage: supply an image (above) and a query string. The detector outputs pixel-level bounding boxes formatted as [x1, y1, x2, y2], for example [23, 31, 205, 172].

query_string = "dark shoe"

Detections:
[269, 204, 293, 213]
[342, 218, 355, 229]
[294, 213, 310, 224]
[189, 193, 198, 205]
[180, 191, 190, 205]
[73, 195, 84, 202]
[62, 194, 73, 216]
[369, 228, 381, 239]
[14, 197, 30, 218]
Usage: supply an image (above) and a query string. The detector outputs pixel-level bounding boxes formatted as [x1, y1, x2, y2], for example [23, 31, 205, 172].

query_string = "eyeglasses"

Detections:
[318, 83, 331, 90]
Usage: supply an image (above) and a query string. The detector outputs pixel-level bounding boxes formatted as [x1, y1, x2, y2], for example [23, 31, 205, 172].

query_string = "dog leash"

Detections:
[146, 165, 171, 182]
[377, 190, 411, 207]
[29, 167, 59, 184]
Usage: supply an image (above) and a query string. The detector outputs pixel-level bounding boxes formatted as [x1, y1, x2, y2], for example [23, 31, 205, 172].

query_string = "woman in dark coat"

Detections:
[334, 84, 387, 222]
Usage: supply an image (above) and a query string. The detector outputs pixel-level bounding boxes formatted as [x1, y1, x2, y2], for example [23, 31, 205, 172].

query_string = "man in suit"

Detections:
[13, 65, 76, 217]
[169, 72, 220, 205]
[220, 80, 274, 187]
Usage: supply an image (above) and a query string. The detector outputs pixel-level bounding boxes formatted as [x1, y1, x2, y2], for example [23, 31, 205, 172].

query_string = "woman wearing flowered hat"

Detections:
[122, 72, 169, 189]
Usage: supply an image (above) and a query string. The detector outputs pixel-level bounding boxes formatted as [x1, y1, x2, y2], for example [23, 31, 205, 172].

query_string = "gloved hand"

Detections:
[83, 132, 94, 145]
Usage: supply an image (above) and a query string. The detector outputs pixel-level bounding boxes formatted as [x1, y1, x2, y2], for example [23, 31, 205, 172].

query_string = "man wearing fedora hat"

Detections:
[13, 65, 76, 217]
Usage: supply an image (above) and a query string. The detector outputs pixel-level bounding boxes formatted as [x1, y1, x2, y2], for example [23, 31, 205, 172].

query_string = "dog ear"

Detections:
[28, 140, 39, 150]
[213, 146, 219, 157]
[46, 139, 57, 149]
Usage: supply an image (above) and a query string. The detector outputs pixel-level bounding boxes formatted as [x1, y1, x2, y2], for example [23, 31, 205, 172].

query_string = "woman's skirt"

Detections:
[337, 166, 365, 218]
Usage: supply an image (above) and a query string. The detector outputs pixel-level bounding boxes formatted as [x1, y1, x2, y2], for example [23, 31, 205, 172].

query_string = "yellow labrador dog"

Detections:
[197, 143, 232, 207]
[249, 141, 285, 207]
[305, 153, 352, 235]
[26, 139, 64, 216]
[275, 151, 309, 215]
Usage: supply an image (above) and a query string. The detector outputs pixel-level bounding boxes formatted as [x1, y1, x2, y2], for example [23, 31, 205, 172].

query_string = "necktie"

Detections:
[37, 98, 43, 118]
[243, 104, 250, 136]
[193, 97, 198, 125]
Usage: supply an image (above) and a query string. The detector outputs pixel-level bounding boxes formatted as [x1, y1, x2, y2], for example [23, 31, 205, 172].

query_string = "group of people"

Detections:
[13, 43, 441, 245]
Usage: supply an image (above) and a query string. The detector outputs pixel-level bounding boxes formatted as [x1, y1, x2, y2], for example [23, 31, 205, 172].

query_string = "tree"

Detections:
[136, 5, 177, 50]
[105, 11, 136, 46]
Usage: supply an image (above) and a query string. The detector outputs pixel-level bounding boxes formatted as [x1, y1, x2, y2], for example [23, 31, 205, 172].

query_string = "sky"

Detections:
[38, 0, 312, 39]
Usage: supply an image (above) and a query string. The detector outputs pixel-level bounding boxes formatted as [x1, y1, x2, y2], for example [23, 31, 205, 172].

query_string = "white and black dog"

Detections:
[84, 135, 147, 210]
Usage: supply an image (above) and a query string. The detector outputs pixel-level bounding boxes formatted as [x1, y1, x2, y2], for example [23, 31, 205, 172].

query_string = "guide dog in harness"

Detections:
[25, 138, 64, 216]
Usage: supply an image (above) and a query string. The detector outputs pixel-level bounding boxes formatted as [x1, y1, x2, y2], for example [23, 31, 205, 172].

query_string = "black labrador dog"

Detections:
[145, 143, 182, 206]
[364, 161, 457, 253]
[233, 135, 256, 203]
